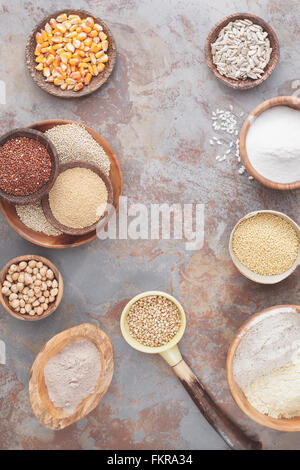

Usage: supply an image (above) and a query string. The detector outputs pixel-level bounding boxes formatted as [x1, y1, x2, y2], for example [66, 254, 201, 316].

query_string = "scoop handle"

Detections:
[172, 359, 262, 450]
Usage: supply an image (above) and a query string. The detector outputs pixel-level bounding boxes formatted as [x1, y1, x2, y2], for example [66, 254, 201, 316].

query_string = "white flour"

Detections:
[233, 307, 300, 389]
[44, 339, 101, 415]
[244, 362, 300, 419]
[246, 106, 300, 184]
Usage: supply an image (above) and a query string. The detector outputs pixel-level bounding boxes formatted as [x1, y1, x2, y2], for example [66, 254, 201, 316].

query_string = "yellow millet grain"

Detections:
[49, 167, 108, 229]
[232, 213, 299, 276]
[127, 295, 182, 348]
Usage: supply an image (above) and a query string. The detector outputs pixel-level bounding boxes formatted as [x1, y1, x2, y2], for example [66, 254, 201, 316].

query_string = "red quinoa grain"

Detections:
[0, 137, 51, 196]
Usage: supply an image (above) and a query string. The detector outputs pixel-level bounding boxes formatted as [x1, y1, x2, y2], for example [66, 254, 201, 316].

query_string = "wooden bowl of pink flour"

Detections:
[29, 323, 114, 429]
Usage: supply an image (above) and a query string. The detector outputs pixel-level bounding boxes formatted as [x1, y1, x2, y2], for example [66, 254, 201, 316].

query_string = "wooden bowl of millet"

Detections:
[204, 13, 280, 90]
[0, 128, 59, 205]
[25, 9, 117, 98]
[0, 255, 63, 321]
[41, 160, 114, 236]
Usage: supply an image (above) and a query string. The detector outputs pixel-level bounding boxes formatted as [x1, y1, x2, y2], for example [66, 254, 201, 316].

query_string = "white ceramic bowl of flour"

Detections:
[240, 96, 300, 190]
[227, 305, 300, 431]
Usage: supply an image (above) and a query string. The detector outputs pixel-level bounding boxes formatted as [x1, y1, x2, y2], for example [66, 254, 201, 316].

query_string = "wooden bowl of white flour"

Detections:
[240, 96, 300, 190]
[227, 305, 300, 431]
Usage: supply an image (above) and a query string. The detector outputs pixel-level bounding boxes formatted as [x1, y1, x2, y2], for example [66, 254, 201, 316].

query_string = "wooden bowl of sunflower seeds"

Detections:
[205, 13, 280, 90]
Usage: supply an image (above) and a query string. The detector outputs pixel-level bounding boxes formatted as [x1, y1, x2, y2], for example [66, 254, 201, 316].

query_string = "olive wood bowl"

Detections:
[25, 9, 117, 98]
[0, 119, 123, 248]
[229, 210, 300, 284]
[42, 161, 113, 236]
[0, 254, 63, 321]
[205, 13, 280, 90]
[0, 128, 59, 205]
[227, 305, 300, 431]
[29, 323, 114, 429]
[239, 96, 300, 190]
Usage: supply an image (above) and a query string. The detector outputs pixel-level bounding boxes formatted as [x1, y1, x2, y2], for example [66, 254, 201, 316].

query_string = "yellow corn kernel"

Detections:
[35, 63, 44, 71]
[84, 38, 92, 47]
[99, 32, 107, 40]
[97, 63, 105, 72]
[94, 23, 103, 32]
[77, 32, 87, 41]
[41, 46, 52, 53]
[68, 14, 81, 20]
[70, 18, 81, 25]
[52, 36, 63, 43]
[60, 83, 68, 90]
[35, 32, 43, 44]
[45, 54, 55, 65]
[66, 31, 77, 38]
[89, 53, 96, 65]
[84, 72, 92, 84]
[44, 23, 52, 35]
[35, 55, 45, 63]
[69, 24, 77, 32]
[65, 43, 75, 53]
[73, 39, 81, 49]
[56, 13, 67, 22]
[60, 53, 68, 64]
[77, 50, 86, 58]
[41, 30, 48, 42]
[34, 44, 41, 55]
[81, 24, 92, 33]
[54, 78, 64, 86]
[102, 40, 108, 52]
[46, 76, 54, 82]
[69, 58, 80, 66]
[91, 64, 98, 75]
[40, 41, 49, 48]
[67, 84, 75, 90]
[99, 54, 108, 63]
[90, 43, 101, 53]
[56, 23, 67, 34]
[95, 50, 104, 59]
[65, 78, 76, 84]
[82, 57, 91, 62]
[43, 67, 51, 77]
[89, 30, 98, 38]
[88, 64, 93, 74]
[86, 17, 94, 27]
[49, 18, 57, 27]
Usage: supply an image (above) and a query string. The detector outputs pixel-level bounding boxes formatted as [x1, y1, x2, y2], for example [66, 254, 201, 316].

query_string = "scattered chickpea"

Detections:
[1, 259, 60, 317]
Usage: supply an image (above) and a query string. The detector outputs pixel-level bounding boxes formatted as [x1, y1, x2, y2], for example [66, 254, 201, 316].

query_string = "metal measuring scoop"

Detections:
[120, 291, 261, 450]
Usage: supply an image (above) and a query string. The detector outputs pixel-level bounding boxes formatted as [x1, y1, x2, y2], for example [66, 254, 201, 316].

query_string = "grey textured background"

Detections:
[0, 0, 299, 450]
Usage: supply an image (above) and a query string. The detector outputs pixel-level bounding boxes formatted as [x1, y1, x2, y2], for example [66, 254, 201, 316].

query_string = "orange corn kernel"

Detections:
[84, 72, 92, 84]
[70, 71, 81, 80]
[74, 83, 83, 91]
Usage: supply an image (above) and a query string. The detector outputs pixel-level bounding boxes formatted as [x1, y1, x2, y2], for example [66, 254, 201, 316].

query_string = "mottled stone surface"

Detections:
[0, 0, 299, 450]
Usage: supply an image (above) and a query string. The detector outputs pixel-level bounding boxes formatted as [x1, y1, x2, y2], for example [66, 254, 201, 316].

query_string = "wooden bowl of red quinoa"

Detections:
[0, 128, 59, 205]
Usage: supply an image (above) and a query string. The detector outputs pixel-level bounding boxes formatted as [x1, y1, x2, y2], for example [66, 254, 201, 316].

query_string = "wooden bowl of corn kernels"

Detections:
[25, 9, 117, 98]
